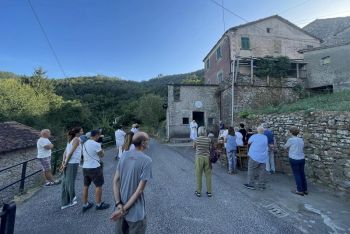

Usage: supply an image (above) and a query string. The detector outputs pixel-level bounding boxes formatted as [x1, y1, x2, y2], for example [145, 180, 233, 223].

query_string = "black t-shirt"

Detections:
[239, 128, 247, 140]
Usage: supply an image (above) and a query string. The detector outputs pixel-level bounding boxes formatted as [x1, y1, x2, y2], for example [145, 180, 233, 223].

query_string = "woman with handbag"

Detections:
[194, 126, 212, 198]
[60, 127, 83, 210]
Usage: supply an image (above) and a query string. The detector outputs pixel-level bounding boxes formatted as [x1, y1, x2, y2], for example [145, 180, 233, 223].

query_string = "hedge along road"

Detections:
[15, 140, 300, 234]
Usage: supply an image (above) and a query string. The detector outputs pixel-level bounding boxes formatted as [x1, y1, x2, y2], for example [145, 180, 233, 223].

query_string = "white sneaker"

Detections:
[61, 204, 70, 210]
[72, 196, 77, 203]
[69, 200, 78, 207]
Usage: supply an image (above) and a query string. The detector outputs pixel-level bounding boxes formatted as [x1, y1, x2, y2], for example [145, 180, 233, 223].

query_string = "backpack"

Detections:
[209, 146, 219, 163]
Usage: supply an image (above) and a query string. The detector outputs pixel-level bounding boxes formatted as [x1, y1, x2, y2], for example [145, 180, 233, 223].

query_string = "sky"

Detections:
[0, 0, 350, 81]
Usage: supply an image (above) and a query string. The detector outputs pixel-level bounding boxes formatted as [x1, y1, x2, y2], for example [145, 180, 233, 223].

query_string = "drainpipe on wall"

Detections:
[231, 56, 236, 127]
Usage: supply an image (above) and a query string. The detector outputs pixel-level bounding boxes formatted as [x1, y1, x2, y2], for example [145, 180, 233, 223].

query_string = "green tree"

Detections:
[136, 94, 165, 128]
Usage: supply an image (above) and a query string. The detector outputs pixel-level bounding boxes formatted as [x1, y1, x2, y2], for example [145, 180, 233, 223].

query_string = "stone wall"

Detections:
[220, 75, 302, 126]
[235, 111, 350, 193]
[0, 147, 43, 205]
[167, 85, 220, 138]
[304, 43, 350, 91]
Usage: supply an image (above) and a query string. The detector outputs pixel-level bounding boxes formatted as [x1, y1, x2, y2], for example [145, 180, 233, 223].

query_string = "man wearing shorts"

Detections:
[82, 130, 110, 212]
[37, 129, 59, 186]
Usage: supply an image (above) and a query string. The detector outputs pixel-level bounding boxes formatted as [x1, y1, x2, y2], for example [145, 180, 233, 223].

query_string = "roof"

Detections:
[299, 41, 350, 53]
[0, 121, 41, 154]
[303, 16, 350, 46]
[203, 15, 321, 61]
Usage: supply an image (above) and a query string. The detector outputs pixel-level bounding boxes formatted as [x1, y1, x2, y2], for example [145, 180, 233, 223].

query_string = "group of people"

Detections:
[191, 121, 307, 198]
[36, 124, 152, 234]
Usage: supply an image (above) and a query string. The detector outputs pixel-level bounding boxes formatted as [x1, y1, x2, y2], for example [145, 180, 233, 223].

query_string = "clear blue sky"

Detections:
[1, 0, 349, 81]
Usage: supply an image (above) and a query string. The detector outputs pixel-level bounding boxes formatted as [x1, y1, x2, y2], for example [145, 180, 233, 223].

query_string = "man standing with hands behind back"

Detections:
[111, 132, 152, 234]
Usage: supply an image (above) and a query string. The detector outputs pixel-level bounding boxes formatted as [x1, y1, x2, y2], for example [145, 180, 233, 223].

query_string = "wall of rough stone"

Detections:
[0, 147, 43, 205]
[167, 85, 220, 138]
[235, 111, 350, 193]
[304, 43, 350, 91]
[220, 75, 302, 126]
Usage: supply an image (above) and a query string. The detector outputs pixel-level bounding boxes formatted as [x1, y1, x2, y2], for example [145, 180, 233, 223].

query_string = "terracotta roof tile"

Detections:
[0, 121, 41, 153]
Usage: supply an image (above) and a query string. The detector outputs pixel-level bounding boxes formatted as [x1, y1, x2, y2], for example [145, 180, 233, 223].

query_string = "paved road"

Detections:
[15, 140, 304, 233]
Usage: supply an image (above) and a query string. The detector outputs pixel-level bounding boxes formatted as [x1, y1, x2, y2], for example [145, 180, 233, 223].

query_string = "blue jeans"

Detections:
[227, 151, 237, 172]
[289, 159, 307, 192]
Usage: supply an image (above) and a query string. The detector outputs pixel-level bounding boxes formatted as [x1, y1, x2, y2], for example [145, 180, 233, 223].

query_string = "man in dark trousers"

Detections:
[111, 132, 152, 234]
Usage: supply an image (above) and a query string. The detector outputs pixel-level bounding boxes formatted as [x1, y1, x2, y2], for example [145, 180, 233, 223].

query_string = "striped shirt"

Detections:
[195, 136, 211, 157]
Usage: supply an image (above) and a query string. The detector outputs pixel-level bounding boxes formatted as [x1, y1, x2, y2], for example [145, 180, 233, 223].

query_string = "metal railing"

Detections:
[0, 137, 114, 196]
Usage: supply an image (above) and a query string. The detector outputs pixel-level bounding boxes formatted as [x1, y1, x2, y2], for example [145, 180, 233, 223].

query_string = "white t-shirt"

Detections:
[115, 129, 126, 146]
[131, 128, 139, 133]
[235, 132, 244, 146]
[122, 144, 135, 154]
[82, 139, 102, 168]
[66, 138, 82, 164]
[37, 137, 52, 158]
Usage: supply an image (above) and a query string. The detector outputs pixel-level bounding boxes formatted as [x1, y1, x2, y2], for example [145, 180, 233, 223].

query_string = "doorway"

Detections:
[193, 111, 205, 127]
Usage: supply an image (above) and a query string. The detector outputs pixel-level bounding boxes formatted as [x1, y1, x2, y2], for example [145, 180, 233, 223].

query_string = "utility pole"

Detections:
[231, 56, 236, 126]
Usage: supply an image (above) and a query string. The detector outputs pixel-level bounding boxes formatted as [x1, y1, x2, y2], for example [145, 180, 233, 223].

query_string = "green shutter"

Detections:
[241, 37, 250, 50]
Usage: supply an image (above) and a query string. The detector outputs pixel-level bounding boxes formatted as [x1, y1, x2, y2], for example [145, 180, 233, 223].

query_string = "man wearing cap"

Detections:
[82, 130, 110, 212]
[111, 132, 152, 234]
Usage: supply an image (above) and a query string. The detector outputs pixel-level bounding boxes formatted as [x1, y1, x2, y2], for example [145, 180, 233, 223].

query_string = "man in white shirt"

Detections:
[115, 125, 126, 160]
[37, 129, 59, 186]
[234, 127, 244, 147]
[131, 123, 139, 134]
[82, 130, 110, 212]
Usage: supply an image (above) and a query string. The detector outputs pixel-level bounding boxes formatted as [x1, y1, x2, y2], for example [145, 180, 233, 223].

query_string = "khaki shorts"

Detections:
[38, 157, 51, 171]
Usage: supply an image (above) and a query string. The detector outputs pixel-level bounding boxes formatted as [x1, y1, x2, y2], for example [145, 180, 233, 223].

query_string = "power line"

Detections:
[27, 0, 68, 78]
[221, 0, 226, 33]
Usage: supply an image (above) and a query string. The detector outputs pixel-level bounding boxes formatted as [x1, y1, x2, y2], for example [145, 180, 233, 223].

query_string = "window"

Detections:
[182, 118, 189, 124]
[274, 39, 282, 53]
[208, 118, 214, 125]
[216, 46, 222, 60]
[217, 71, 223, 83]
[206, 59, 210, 69]
[241, 37, 250, 50]
[321, 56, 331, 65]
[266, 27, 272, 33]
[173, 86, 180, 101]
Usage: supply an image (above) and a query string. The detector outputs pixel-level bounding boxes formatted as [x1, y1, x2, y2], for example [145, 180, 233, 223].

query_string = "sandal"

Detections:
[195, 191, 201, 197]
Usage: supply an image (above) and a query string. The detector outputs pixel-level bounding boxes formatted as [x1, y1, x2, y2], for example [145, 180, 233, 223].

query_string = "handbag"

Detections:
[209, 146, 219, 163]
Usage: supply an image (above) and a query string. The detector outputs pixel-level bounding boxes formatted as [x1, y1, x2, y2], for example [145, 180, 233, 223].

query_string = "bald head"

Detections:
[132, 132, 150, 148]
[41, 129, 51, 138]
[257, 126, 264, 134]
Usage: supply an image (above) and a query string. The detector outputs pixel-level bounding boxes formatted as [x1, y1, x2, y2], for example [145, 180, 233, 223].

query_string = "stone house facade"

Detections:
[166, 84, 220, 138]
[300, 42, 350, 91]
[0, 122, 42, 204]
[203, 15, 321, 85]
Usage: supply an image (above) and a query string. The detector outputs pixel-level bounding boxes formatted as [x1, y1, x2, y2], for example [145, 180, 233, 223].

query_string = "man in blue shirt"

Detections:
[244, 127, 268, 190]
[263, 123, 276, 174]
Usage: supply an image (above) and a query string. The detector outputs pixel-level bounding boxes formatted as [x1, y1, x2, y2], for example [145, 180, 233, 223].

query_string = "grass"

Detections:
[255, 90, 350, 114]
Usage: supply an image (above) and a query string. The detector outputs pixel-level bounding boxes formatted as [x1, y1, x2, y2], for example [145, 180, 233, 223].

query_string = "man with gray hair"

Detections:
[244, 126, 268, 190]
[37, 129, 60, 186]
[262, 123, 276, 174]
[111, 132, 152, 234]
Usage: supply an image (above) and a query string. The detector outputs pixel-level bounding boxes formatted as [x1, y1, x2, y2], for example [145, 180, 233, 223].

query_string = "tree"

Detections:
[181, 74, 204, 85]
[136, 94, 165, 128]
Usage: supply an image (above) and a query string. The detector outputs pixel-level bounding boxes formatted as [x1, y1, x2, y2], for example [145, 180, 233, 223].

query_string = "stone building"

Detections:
[0, 121, 42, 203]
[202, 15, 320, 126]
[167, 15, 322, 139]
[300, 42, 350, 91]
[203, 15, 321, 85]
[166, 84, 220, 139]
[303, 16, 350, 46]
